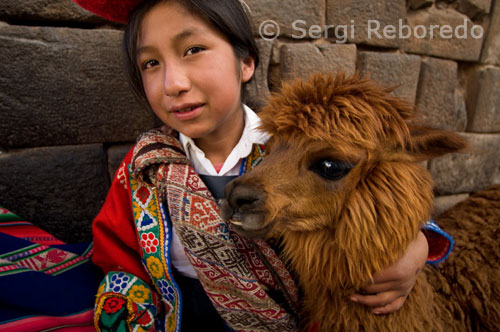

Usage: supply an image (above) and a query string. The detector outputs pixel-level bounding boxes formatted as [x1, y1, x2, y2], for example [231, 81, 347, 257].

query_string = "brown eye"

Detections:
[185, 46, 205, 56]
[310, 159, 352, 180]
[142, 59, 159, 70]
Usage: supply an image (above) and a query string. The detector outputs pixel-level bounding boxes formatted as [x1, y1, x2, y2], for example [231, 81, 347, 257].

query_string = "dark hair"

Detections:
[123, 0, 260, 111]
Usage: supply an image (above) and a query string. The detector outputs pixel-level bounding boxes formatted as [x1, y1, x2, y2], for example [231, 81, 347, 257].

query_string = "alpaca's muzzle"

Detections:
[221, 180, 271, 239]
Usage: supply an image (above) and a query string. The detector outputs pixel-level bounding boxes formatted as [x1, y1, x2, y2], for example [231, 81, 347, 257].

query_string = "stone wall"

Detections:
[0, 0, 498, 242]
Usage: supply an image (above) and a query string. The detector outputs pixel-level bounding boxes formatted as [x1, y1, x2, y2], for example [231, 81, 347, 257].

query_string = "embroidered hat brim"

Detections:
[73, 0, 145, 23]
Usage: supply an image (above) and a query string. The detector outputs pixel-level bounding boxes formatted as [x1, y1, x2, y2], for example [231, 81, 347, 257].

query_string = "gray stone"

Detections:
[430, 133, 500, 195]
[455, 88, 468, 131]
[0, 23, 157, 149]
[457, 0, 491, 19]
[432, 193, 469, 218]
[401, 7, 485, 61]
[246, 0, 324, 39]
[465, 66, 500, 132]
[326, 0, 406, 48]
[107, 143, 134, 180]
[280, 43, 357, 82]
[0, 144, 109, 243]
[0, 0, 105, 24]
[356, 51, 421, 104]
[408, 0, 435, 10]
[480, 0, 500, 65]
[243, 38, 272, 110]
[415, 57, 466, 131]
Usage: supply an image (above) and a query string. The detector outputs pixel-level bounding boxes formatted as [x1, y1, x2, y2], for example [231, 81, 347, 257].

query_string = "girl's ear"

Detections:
[407, 126, 468, 161]
[240, 55, 255, 83]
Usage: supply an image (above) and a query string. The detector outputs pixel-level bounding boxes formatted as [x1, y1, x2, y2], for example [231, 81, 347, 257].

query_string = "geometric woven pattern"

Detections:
[131, 129, 300, 331]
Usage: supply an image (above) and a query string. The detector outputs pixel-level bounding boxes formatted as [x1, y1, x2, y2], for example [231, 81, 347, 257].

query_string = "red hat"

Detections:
[73, 0, 145, 24]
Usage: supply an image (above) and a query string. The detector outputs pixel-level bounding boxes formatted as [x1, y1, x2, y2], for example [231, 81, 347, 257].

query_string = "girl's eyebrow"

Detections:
[137, 28, 200, 56]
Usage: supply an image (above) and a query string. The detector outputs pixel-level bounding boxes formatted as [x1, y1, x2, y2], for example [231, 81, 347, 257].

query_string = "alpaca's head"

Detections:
[222, 73, 466, 285]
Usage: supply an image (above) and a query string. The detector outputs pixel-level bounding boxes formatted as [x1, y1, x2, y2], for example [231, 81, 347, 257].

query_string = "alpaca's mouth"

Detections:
[221, 200, 272, 239]
[228, 212, 243, 226]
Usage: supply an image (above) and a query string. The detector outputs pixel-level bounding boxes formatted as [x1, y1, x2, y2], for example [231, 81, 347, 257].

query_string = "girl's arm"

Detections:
[352, 224, 452, 314]
[92, 150, 163, 331]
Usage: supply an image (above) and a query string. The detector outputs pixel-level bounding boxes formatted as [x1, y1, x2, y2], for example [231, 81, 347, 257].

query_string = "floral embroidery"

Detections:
[97, 283, 105, 296]
[158, 279, 175, 301]
[128, 284, 150, 303]
[140, 233, 159, 254]
[136, 186, 151, 205]
[109, 272, 130, 292]
[103, 297, 126, 314]
[133, 202, 143, 218]
[136, 311, 153, 325]
[146, 256, 163, 279]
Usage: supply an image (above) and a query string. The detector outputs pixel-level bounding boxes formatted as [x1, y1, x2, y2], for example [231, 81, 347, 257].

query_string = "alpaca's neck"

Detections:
[280, 230, 359, 328]
[279, 229, 439, 332]
[281, 230, 361, 291]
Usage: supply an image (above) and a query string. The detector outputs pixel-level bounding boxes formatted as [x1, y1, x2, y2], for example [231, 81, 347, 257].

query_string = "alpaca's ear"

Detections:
[407, 126, 468, 161]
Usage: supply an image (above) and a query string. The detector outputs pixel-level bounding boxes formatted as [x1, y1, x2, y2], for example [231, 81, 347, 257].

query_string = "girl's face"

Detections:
[136, 1, 255, 142]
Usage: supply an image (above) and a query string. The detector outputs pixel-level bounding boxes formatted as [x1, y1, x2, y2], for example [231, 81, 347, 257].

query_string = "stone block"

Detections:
[356, 51, 421, 103]
[408, 0, 434, 10]
[415, 57, 466, 131]
[457, 0, 491, 19]
[246, 0, 324, 39]
[432, 193, 469, 218]
[243, 38, 272, 110]
[107, 143, 134, 180]
[326, 0, 406, 48]
[280, 43, 357, 82]
[0, 0, 105, 24]
[465, 66, 500, 132]
[480, 0, 500, 65]
[0, 144, 109, 243]
[430, 133, 500, 195]
[401, 7, 484, 61]
[0, 23, 157, 149]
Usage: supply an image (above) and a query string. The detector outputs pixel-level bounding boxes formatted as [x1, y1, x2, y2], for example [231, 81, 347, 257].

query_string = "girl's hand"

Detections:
[350, 231, 428, 314]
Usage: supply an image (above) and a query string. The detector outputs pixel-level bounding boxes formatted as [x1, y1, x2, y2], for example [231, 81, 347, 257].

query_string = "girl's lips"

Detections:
[171, 104, 204, 121]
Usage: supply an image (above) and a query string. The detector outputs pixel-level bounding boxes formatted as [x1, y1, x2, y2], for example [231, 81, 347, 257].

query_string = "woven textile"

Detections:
[131, 128, 299, 331]
[0, 207, 102, 332]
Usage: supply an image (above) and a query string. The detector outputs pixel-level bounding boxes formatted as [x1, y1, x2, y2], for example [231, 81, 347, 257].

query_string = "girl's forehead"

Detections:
[137, 1, 220, 46]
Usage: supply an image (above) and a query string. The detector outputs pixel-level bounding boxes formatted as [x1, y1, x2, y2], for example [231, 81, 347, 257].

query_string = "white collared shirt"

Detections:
[179, 104, 269, 176]
[172, 104, 269, 278]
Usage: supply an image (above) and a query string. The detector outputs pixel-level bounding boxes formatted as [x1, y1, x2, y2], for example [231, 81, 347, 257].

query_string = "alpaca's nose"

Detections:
[221, 181, 265, 219]
[226, 184, 264, 210]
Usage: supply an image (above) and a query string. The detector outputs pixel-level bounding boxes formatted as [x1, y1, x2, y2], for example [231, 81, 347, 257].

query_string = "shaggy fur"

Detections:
[223, 73, 500, 331]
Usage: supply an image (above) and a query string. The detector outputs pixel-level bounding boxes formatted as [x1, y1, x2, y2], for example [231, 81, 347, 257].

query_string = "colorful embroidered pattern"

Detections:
[129, 164, 182, 332]
[0, 242, 92, 277]
[95, 272, 158, 332]
[131, 129, 299, 331]
[0, 207, 101, 332]
[424, 220, 454, 263]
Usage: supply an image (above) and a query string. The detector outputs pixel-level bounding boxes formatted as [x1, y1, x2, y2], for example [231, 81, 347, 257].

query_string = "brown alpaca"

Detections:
[221, 73, 500, 331]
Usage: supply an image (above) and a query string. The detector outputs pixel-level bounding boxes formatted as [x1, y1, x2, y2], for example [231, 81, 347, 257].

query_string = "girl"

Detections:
[73, 0, 453, 331]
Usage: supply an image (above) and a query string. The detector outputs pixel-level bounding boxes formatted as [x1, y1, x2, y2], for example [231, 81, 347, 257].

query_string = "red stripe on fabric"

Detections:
[45, 255, 86, 274]
[0, 309, 94, 332]
[1, 224, 64, 245]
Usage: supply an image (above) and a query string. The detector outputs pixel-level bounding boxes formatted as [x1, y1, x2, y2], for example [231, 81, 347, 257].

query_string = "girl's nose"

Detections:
[163, 66, 190, 97]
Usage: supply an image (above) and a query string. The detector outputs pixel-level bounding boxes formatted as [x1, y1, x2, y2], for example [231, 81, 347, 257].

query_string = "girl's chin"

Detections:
[175, 127, 211, 140]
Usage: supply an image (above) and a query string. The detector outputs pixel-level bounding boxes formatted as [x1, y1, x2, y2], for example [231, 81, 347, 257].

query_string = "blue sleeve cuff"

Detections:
[423, 220, 454, 264]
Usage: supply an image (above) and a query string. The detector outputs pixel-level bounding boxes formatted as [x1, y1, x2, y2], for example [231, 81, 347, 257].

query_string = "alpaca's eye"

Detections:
[310, 159, 352, 180]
